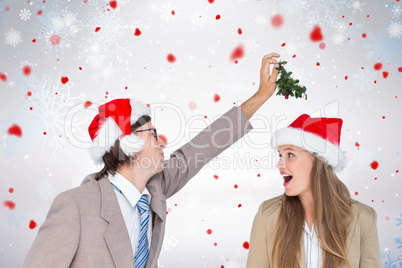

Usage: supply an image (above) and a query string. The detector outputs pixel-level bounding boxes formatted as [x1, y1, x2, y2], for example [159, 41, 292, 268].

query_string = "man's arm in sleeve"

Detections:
[160, 52, 280, 198]
[23, 191, 80, 268]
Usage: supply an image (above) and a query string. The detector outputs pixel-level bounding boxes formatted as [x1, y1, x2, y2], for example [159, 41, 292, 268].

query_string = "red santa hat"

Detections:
[271, 114, 347, 173]
[88, 99, 151, 165]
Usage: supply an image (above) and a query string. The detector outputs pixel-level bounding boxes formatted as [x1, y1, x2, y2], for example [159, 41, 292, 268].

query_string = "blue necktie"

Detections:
[134, 194, 150, 268]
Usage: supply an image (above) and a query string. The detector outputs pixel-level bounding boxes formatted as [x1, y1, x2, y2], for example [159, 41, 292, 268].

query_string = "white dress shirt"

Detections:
[303, 221, 323, 268]
[109, 172, 153, 257]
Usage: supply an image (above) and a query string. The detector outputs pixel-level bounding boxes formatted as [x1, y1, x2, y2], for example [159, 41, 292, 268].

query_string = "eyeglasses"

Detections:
[134, 128, 158, 141]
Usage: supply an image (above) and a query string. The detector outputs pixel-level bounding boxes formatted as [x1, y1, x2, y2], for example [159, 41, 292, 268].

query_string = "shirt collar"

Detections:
[109, 172, 151, 207]
[304, 221, 315, 237]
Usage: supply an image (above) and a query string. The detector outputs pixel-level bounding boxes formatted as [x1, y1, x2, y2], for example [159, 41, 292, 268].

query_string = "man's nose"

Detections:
[158, 139, 166, 149]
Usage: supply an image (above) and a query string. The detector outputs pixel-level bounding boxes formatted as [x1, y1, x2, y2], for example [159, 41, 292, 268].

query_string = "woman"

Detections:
[247, 114, 380, 268]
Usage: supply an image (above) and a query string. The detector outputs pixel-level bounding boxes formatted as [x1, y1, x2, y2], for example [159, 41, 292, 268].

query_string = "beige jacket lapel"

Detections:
[99, 178, 135, 268]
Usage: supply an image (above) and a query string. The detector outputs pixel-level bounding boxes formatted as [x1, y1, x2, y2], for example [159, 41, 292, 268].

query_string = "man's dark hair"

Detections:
[94, 115, 152, 181]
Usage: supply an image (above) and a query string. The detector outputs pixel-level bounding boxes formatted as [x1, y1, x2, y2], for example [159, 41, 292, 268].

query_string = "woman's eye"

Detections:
[288, 153, 294, 158]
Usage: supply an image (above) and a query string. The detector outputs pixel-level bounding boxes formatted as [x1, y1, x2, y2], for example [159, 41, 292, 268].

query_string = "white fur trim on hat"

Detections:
[271, 127, 347, 173]
[89, 117, 145, 165]
[130, 100, 151, 124]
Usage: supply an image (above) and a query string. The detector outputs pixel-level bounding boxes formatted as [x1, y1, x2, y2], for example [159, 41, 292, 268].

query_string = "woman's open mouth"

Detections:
[282, 174, 293, 187]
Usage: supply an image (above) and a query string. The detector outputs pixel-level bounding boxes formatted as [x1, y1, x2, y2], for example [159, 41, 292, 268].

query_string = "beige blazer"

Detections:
[246, 195, 380, 268]
[23, 107, 252, 268]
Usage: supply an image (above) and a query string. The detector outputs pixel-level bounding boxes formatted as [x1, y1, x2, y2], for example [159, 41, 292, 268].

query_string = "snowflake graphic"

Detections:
[149, 2, 176, 22]
[283, 34, 306, 59]
[19, 8, 32, 21]
[363, 31, 402, 63]
[397, 213, 402, 228]
[4, 28, 22, 47]
[380, 214, 402, 267]
[86, 8, 126, 45]
[348, 0, 366, 14]
[11, 74, 84, 159]
[387, 21, 402, 39]
[6, 210, 25, 227]
[352, 68, 375, 92]
[331, 31, 347, 45]
[382, 250, 402, 268]
[334, 20, 348, 34]
[389, 2, 401, 19]
[35, 181, 56, 200]
[297, 0, 351, 28]
[34, 1, 82, 54]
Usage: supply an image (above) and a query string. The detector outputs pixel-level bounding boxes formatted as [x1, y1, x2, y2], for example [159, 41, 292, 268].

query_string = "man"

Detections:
[23, 53, 280, 268]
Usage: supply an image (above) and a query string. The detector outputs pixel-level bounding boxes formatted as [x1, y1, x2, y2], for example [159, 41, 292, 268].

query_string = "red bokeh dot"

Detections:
[398, 67, 402, 72]
[207, 229, 212, 235]
[214, 242, 217, 246]
[208, 0, 214, 3]
[243, 241, 249, 249]
[23, 66, 31, 76]
[32, 39, 36, 43]
[271, 14, 284, 28]
[385, 216, 390, 221]
[9, 188, 14, 193]
[319, 42, 326, 49]
[234, 184, 238, 189]
[43, 132, 47, 135]
[109, 1, 117, 9]
[370, 161, 379, 170]
[27, 91, 32, 97]
[167, 54, 176, 63]
[37, 10, 42, 15]
[362, 33, 367, 38]
[5, 6, 10, 11]
[238, 28, 242, 35]
[49, 34, 61, 46]
[238, 204, 242, 208]
[354, 192, 358, 195]
[216, 14, 221, 20]
[213, 175, 219, 179]
[29, 220, 37, 229]
[374, 63, 382, 70]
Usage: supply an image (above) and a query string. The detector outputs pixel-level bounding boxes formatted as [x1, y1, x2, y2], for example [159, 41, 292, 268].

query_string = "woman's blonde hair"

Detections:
[272, 155, 353, 268]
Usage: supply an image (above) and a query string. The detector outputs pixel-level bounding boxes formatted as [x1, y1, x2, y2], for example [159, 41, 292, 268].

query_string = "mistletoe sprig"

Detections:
[275, 60, 307, 100]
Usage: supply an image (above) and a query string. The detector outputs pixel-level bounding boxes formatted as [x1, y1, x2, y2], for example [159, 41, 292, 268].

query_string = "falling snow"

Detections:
[4, 28, 22, 47]
[19, 8, 32, 21]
